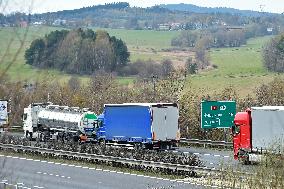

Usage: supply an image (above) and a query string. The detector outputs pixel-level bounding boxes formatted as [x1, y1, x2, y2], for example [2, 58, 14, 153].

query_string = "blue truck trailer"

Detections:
[97, 103, 180, 149]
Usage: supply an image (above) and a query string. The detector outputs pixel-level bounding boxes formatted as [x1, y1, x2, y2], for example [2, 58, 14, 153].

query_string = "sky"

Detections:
[1, 0, 284, 14]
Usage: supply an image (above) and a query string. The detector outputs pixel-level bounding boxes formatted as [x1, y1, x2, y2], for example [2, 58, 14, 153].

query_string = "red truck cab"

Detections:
[232, 109, 252, 160]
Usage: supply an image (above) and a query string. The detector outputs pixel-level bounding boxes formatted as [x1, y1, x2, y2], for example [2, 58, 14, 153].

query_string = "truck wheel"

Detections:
[99, 139, 106, 146]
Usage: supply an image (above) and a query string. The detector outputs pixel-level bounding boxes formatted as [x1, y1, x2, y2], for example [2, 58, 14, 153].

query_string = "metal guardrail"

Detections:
[180, 138, 233, 147]
[0, 143, 220, 175]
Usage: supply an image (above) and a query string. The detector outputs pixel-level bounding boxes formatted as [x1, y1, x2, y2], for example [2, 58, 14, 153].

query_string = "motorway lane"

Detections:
[0, 155, 206, 189]
[177, 147, 239, 168]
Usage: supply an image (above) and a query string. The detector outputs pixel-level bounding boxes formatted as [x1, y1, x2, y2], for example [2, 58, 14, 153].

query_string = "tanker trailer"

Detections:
[23, 103, 98, 142]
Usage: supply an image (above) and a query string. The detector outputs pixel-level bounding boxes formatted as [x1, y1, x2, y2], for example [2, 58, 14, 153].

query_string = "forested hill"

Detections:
[3, 2, 284, 31]
[160, 3, 276, 17]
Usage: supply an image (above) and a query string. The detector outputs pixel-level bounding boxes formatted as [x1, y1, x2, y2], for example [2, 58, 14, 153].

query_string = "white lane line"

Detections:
[26, 158, 33, 161]
[61, 163, 67, 166]
[33, 186, 44, 189]
[49, 173, 53, 176]
[54, 162, 61, 165]
[41, 161, 47, 163]
[89, 168, 96, 170]
[47, 161, 54, 164]
[67, 177, 71, 179]
[6, 155, 12, 158]
[96, 169, 102, 171]
[33, 159, 40, 162]
[0, 154, 4, 157]
[61, 176, 65, 178]
[193, 153, 200, 155]
[55, 175, 59, 177]
[204, 154, 210, 156]
[110, 170, 116, 173]
[68, 164, 75, 167]
[75, 165, 82, 168]
[214, 154, 220, 157]
[12, 156, 19, 159]
[20, 157, 26, 160]
[82, 167, 88, 169]
[103, 169, 110, 172]
[224, 155, 230, 158]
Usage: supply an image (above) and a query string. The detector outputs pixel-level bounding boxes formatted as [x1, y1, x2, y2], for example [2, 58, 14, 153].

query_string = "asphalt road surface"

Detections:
[177, 146, 237, 168]
[0, 155, 206, 189]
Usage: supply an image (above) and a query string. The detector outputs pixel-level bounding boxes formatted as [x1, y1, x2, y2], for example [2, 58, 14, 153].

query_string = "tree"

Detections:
[185, 57, 197, 74]
[263, 33, 284, 72]
[161, 59, 174, 77]
[25, 29, 130, 74]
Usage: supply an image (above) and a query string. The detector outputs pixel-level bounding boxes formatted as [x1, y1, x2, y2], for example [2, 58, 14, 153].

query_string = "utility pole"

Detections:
[152, 75, 158, 100]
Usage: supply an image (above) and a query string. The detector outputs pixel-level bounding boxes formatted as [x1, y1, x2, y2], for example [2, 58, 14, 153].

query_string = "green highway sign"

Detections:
[201, 101, 236, 129]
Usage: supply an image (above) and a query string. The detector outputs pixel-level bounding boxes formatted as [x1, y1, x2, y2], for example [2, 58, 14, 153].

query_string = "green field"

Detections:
[0, 26, 283, 96]
[189, 36, 283, 96]
[0, 26, 180, 83]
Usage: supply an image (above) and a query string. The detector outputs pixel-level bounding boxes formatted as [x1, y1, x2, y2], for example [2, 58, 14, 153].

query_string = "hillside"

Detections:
[160, 3, 276, 17]
[1, 26, 282, 97]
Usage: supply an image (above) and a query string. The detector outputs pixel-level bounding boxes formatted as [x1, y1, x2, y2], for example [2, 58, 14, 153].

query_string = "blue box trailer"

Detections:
[97, 103, 180, 149]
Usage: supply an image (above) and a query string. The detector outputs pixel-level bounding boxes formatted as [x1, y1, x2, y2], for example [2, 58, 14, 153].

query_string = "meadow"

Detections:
[0, 26, 282, 96]
[188, 36, 282, 96]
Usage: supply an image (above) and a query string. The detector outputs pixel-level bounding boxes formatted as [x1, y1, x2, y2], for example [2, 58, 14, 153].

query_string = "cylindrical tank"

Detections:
[37, 105, 97, 135]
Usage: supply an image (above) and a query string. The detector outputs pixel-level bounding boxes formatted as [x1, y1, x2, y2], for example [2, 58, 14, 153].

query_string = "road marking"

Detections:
[54, 162, 61, 165]
[33, 159, 40, 162]
[224, 155, 230, 158]
[204, 154, 210, 156]
[214, 155, 220, 157]
[82, 166, 88, 169]
[41, 160, 47, 163]
[47, 161, 54, 164]
[75, 165, 82, 168]
[12, 156, 19, 159]
[33, 186, 44, 189]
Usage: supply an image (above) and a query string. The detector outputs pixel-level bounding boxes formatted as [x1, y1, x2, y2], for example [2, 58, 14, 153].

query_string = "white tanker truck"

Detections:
[23, 103, 98, 142]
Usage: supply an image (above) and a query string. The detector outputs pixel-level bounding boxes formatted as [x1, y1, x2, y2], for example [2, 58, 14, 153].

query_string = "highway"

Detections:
[177, 147, 238, 168]
[0, 155, 206, 189]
